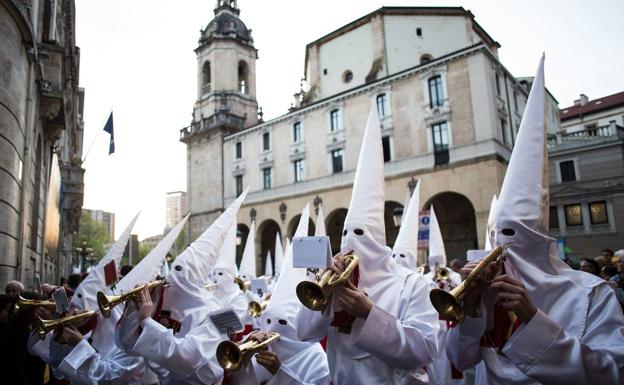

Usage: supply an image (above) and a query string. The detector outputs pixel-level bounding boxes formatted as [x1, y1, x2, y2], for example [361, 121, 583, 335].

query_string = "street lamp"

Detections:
[75, 241, 93, 273]
[392, 207, 404, 227]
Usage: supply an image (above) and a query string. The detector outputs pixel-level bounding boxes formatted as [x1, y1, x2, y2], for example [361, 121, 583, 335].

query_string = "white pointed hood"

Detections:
[427, 205, 446, 268]
[71, 212, 140, 311]
[315, 204, 326, 236]
[492, 56, 602, 339]
[238, 220, 256, 279]
[340, 99, 410, 315]
[163, 189, 248, 335]
[97, 213, 187, 354]
[273, 232, 284, 277]
[392, 181, 421, 270]
[261, 204, 311, 357]
[401, 190, 411, 225]
[212, 219, 239, 295]
[264, 251, 273, 277]
[484, 195, 497, 251]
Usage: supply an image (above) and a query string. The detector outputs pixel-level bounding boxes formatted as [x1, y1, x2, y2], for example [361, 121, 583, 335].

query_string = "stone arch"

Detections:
[257, 219, 280, 276]
[384, 201, 403, 248]
[235, 223, 249, 267]
[325, 208, 348, 254]
[287, 214, 315, 238]
[238, 60, 249, 94]
[423, 192, 478, 262]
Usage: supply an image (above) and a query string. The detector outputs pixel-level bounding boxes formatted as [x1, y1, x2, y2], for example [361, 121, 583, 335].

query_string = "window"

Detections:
[262, 132, 270, 152]
[559, 160, 576, 182]
[331, 149, 344, 173]
[293, 122, 302, 143]
[564, 204, 583, 226]
[202, 61, 211, 94]
[293, 159, 305, 182]
[235, 175, 243, 197]
[420, 54, 433, 64]
[382, 136, 391, 162]
[376, 94, 389, 118]
[416, 27, 422, 36]
[428, 76, 444, 108]
[262, 167, 272, 190]
[589, 201, 608, 224]
[238, 61, 249, 94]
[495, 74, 501, 96]
[500, 119, 507, 144]
[549, 206, 559, 229]
[513, 91, 519, 112]
[432, 122, 449, 165]
[235, 141, 242, 159]
[330, 109, 340, 132]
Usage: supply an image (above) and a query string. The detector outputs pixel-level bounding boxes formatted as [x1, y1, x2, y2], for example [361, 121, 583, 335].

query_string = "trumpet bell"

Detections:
[296, 281, 328, 311]
[429, 288, 464, 324]
[97, 291, 113, 318]
[216, 340, 243, 371]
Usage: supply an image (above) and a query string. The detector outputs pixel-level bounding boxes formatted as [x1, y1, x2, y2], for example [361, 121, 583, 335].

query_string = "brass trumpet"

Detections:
[429, 245, 505, 323]
[36, 310, 97, 340]
[13, 295, 57, 314]
[249, 294, 272, 318]
[234, 277, 251, 292]
[434, 267, 450, 281]
[97, 280, 166, 318]
[216, 331, 280, 371]
[296, 254, 359, 311]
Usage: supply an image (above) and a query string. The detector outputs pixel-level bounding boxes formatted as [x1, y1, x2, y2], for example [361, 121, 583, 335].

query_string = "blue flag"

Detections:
[103, 112, 115, 154]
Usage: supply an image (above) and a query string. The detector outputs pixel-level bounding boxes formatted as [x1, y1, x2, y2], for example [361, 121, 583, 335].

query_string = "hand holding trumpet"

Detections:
[247, 331, 281, 374]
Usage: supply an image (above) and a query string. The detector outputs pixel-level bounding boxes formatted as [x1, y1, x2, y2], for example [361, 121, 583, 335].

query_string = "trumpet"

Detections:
[216, 331, 280, 371]
[296, 254, 359, 311]
[429, 245, 505, 323]
[234, 277, 251, 292]
[249, 293, 272, 318]
[13, 295, 57, 314]
[434, 266, 450, 281]
[204, 283, 218, 292]
[97, 280, 166, 318]
[35, 310, 97, 340]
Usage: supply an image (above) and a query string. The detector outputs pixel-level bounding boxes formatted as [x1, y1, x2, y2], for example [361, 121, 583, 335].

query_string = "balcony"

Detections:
[547, 122, 624, 151]
[180, 112, 246, 142]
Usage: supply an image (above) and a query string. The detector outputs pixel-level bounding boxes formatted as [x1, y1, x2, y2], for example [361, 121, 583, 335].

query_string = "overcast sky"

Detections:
[75, 0, 624, 240]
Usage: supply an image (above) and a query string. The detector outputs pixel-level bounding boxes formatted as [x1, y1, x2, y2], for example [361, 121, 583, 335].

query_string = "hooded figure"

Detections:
[52, 214, 188, 385]
[424, 205, 462, 288]
[116, 190, 248, 385]
[229, 204, 331, 385]
[484, 195, 497, 251]
[315, 204, 326, 237]
[239, 220, 262, 326]
[274, 232, 285, 278]
[446, 56, 624, 385]
[296, 99, 439, 385]
[392, 182, 421, 271]
[211, 220, 248, 323]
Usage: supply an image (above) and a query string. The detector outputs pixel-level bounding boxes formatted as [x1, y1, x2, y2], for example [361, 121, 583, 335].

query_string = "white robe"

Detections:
[446, 276, 624, 385]
[57, 339, 145, 385]
[27, 332, 73, 380]
[227, 343, 330, 385]
[424, 270, 465, 385]
[214, 287, 249, 325]
[116, 308, 225, 385]
[296, 272, 438, 385]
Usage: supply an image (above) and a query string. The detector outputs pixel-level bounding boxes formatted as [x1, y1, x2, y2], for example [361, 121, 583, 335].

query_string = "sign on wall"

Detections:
[417, 210, 430, 250]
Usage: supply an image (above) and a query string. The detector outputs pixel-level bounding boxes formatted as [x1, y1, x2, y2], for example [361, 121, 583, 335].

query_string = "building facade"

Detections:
[165, 191, 188, 231]
[182, 3, 561, 273]
[548, 92, 624, 260]
[1, 0, 85, 288]
[83, 209, 115, 241]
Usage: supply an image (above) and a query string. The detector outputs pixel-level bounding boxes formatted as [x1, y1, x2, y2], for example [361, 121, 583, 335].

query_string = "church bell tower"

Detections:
[181, 0, 259, 239]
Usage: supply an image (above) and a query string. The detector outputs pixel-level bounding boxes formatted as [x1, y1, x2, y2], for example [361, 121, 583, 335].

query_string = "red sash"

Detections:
[330, 265, 360, 332]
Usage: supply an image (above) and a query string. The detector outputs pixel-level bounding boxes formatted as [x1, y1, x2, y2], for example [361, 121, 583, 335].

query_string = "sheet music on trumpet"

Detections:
[292, 236, 332, 268]
[209, 308, 244, 336]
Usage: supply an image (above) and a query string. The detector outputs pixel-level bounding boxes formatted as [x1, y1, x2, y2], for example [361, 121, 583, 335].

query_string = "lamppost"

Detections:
[392, 207, 404, 227]
[75, 241, 93, 273]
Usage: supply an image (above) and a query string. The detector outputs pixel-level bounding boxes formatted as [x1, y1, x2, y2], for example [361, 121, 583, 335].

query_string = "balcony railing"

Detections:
[180, 112, 246, 142]
[547, 122, 624, 149]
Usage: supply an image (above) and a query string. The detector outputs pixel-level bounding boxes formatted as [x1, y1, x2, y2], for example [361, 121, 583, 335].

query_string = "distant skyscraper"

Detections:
[84, 209, 116, 241]
[166, 191, 188, 231]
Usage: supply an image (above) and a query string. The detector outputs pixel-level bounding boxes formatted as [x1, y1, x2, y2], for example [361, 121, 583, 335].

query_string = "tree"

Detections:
[73, 211, 111, 263]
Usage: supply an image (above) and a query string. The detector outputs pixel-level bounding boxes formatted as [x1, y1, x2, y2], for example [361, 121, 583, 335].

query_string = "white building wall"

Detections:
[383, 15, 473, 74]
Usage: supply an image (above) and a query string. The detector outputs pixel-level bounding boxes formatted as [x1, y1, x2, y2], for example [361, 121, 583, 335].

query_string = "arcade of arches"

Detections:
[236, 191, 478, 274]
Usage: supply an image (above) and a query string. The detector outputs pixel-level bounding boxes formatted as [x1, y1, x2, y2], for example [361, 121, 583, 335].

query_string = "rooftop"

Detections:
[560, 91, 624, 122]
